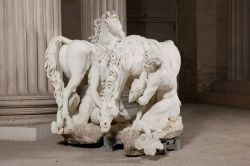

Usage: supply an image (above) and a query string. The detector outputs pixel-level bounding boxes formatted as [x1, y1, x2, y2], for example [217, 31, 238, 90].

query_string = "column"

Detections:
[81, 0, 126, 40]
[229, 0, 250, 80]
[0, 0, 61, 126]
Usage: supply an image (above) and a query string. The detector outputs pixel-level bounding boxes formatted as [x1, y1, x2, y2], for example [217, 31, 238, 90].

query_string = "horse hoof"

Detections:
[51, 121, 59, 133]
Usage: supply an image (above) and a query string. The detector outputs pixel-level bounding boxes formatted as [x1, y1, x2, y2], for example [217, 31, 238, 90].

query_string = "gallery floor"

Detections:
[0, 104, 249, 166]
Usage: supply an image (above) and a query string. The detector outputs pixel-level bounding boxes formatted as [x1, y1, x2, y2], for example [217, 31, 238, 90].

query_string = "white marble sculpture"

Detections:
[99, 36, 183, 155]
[45, 11, 183, 156]
[45, 12, 127, 142]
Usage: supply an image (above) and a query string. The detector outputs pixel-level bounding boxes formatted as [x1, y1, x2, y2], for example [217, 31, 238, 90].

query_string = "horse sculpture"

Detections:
[99, 35, 182, 155]
[45, 11, 183, 155]
[45, 11, 125, 134]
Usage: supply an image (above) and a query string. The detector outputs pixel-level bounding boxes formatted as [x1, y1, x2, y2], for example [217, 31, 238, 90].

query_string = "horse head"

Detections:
[104, 11, 125, 39]
[99, 98, 120, 132]
[99, 63, 127, 133]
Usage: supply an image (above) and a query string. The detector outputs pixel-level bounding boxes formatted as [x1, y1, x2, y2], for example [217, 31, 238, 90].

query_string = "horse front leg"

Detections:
[132, 110, 143, 130]
[119, 100, 131, 120]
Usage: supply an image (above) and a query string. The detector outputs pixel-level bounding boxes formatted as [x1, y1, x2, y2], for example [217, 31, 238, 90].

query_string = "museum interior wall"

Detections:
[0, 0, 250, 128]
[198, 0, 250, 108]
[126, 0, 250, 107]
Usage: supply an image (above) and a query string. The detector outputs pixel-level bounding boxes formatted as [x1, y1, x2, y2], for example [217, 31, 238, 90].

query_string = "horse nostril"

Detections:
[104, 122, 107, 126]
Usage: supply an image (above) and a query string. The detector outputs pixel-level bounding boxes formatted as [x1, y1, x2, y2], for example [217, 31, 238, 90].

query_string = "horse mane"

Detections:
[103, 51, 123, 101]
[102, 39, 133, 101]
[102, 35, 149, 102]
[89, 11, 119, 44]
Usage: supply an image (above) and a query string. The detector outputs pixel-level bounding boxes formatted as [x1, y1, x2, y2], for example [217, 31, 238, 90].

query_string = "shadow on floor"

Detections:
[57, 138, 104, 148]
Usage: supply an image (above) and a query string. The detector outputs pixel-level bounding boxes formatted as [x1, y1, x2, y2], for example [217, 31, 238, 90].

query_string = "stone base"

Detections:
[120, 116, 183, 156]
[120, 128, 143, 156]
[0, 123, 52, 141]
[62, 123, 103, 144]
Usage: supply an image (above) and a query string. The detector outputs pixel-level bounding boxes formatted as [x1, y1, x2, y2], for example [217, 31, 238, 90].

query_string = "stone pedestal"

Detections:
[0, 0, 61, 140]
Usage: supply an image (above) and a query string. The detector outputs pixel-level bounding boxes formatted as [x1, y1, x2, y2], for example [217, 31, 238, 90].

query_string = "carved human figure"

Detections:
[130, 48, 181, 126]
[99, 36, 182, 155]
[100, 37, 181, 130]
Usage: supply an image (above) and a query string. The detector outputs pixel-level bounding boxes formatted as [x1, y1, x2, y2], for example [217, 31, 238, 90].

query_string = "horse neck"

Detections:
[105, 64, 129, 102]
[115, 70, 129, 99]
[126, 43, 145, 76]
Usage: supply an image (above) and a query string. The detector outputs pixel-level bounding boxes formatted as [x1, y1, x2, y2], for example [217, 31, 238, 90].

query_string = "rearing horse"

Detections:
[45, 12, 125, 133]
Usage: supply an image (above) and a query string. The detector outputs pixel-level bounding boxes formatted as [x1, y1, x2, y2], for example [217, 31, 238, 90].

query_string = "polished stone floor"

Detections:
[0, 104, 250, 166]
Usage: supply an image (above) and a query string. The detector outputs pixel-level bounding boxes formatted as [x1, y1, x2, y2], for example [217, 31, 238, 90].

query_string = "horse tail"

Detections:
[44, 36, 72, 108]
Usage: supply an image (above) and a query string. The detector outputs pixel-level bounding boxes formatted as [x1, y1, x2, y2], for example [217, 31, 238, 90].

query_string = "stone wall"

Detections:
[61, 0, 81, 39]
[196, 0, 217, 93]
[176, 0, 198, 102]
[216, 0, 230, 81]
[127, 0, 177, 42]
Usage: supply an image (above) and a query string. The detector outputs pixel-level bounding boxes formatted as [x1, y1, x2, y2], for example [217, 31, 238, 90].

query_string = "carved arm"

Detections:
[137, 71, 160, 105]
